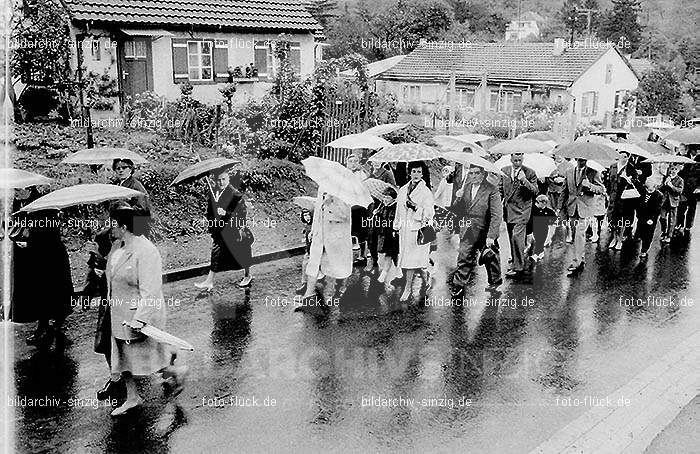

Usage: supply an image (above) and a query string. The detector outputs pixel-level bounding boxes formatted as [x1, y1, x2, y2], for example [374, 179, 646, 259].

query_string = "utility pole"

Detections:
[75, 33, 94, 148]
[577, 8, 596, 37]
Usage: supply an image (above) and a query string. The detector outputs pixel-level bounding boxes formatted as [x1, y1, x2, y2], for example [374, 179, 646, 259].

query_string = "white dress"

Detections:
[394, 179, 435, 269]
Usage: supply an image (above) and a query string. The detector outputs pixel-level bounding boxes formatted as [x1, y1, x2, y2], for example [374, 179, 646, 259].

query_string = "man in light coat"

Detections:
[449, 165, 503, 294]
[561, 158, 606, 275]
[500, 153, 539, 279]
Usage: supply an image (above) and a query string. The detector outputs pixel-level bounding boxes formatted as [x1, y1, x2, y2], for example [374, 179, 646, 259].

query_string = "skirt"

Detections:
[110, 336, 169, 376]
[210, 233, 252, 272]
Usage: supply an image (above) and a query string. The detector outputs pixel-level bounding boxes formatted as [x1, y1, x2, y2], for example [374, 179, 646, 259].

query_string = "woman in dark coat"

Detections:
[194, 169, 253, 291]
[606, 151, 639, 250]
[112, 158, 153, 237]
[10, 190, 73, 345]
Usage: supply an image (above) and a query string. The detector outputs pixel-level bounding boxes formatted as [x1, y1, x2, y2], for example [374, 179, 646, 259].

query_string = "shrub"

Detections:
[18, 86, 61, 118]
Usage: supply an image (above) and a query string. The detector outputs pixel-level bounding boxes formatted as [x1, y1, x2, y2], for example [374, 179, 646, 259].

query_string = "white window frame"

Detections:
[581, 91, 598, 117]
[456, 88, 475, 109]
[187, 40, 214, 82]
[404, 84, 421, 103]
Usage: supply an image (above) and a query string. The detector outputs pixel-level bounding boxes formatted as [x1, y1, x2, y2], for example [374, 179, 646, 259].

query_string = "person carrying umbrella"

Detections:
[675, 146, 700, 235]
[105, 202, 185, 416]
[658, 163, 684, 243]
[194, 168, 253, 291]
[112, 158, 153, 237]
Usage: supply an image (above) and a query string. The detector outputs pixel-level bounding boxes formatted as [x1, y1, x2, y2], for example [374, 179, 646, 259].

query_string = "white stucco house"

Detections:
[505, 12, 545, 41]
[374, 39, 640, 123]
[62, 0, 323, 108]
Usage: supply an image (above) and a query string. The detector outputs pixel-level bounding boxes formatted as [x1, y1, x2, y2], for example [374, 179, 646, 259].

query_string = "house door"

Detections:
[120, 38, 153, 100]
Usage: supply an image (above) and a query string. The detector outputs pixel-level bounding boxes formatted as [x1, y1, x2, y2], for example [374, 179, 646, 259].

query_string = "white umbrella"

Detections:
[432, 135, 488, 156]
[18, 184, 143, 213]
[489, 138, 554, 155]
[0, 168, 53, 189]
[364, 123, 410, 136]
[326, 133, 391, 150]
[650, 154, 697, 164]
[455, 133, 492, 144]
[62, 147, 148, 165]
[293, 196, 316, 212]
[301, 157, 373, 207]
[586, 160, 606, 173]
[442, 151, 505, 176]
[494, 154, 556, 179]
[612, 143, 653, 160]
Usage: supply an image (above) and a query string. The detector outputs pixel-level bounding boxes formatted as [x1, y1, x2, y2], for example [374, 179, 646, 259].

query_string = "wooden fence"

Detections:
[320, 93, 371, 163]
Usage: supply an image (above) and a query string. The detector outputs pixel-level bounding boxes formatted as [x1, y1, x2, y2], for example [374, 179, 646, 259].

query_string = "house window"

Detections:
[134, 40, 147, 58]
[124, 40, 134, 58]
[456, 88, 475, 109]
[404, 85, 421, 103]
[186, 41, 213, 81]
[614, 90, 629, 109]
[489, 90, 522, 112]
[581, 91, 599, 117]
[605, 64, 613, 84]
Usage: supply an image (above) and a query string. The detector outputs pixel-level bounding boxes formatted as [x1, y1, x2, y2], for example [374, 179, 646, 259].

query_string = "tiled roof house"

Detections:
[375, 40, 640, 123]
[62, 0, 323, 107]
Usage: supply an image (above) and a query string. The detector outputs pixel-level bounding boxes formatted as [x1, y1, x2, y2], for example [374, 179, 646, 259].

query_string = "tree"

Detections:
[304, 0, 338, 29]
[597, 0, 643, 53]
[632, 66, 683, 119]
[448, 1, 507, 39]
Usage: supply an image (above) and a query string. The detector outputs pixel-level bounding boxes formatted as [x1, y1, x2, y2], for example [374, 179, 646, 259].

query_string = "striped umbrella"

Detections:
[368, 143, 442, 163]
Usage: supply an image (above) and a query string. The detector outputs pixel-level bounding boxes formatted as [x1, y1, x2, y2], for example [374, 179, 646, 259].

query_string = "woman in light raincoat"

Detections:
[297, 192, 352, 313]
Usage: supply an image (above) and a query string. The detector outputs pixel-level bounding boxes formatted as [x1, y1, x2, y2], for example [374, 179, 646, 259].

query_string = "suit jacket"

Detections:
[606, 162, 638, 204]
[107, 235, 165, 341]
[660, 174, 684, 207]
[117, 176, 152, 216]
[449, 180, 502, 240]
[562, 165, 606, 218]
[500, 165, 539, 224]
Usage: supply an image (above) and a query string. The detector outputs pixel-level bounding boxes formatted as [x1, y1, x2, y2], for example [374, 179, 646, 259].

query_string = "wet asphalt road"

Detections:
[6, 223, 700, 453]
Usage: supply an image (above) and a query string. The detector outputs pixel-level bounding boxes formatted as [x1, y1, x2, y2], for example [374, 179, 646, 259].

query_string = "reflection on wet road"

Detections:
[8, 226, 700, 453]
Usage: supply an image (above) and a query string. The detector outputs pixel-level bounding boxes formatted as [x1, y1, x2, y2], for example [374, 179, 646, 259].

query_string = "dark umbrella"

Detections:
[170, 158, 241, 187]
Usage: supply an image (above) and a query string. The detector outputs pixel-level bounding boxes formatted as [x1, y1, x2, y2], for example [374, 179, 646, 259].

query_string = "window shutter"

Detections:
[290, 42, 301, 75]
[214, 39, 229, 82]
[172, 39, 189, 83]
[254, 41, 268, 80]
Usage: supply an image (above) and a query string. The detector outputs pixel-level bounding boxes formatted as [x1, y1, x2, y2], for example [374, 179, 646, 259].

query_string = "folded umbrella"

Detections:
[326, 133, 391, 150]
[0, 168, 53, 189]
[432, 136, 488, 156]
[556, 142, 620, 163]
[364, 123, 409, 136]
[301, 157, 373, 207]
[170, 157, 240, 186]
[124, 320, 194, 351]
[442, 151, 505, 176]
[62, 147, 148, 165]
[368, 143, 442, 163]
[489, 138, 554, 155]
[293, 196, 317, 212]
[364, 178, 395, 199]
[494, 153, 556, 179]
[18, 183, 143, 213]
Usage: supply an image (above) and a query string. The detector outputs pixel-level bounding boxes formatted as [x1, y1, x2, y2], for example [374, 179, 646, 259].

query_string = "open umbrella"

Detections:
[455, 133, 492, 144]
[442, 151, 505, 175]
[293, 196, 317, 212]
[586, 160, 606, 173]
[432, 136, 488, 156]
[576, 135, 615, 146]
[170, 157, 240, 187]
[364, 123, 409, 136]
[124, 320, 194, 351]
[326, 133, 391, 150]
[368, 143, 442, 163]
[636, 141, 672, 156]
[301, 157, 373, 207]
[0, 168, 53, 189]
[663, 128, 700, 145]
[488, 138, 554, 155]
[612, 143, 653, 160]
[494, 154, 556, 179]
[18, 184, 143, 213]
[555, 142, 620, 162]
[649, 154, 697, 164]
[364, 178, 395, 199]
[516, 131, 560, 142]
[62, 147, 148, 165]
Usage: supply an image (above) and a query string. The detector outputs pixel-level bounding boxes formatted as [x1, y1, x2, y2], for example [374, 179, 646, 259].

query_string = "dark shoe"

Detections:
[97, 379, 126, 401]
[505, 270, 520, 279]
[640, 252, 648, 259]
[567, 262, 584, 276]
[295, 283, 307, 295]
[353, 257, 367, 267]
[485, 280, 503, 291]
[294, 294, 319, 313]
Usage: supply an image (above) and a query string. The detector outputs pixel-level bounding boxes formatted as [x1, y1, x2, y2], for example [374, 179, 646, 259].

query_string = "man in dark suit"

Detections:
[449, 165, 503, 294]
[562, 159, 606, 275]
[635, 176, 664, 258]
[500, 153, 539, 279]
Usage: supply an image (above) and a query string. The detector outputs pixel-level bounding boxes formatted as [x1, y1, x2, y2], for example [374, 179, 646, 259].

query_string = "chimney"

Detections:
[553, 38, 566, 56]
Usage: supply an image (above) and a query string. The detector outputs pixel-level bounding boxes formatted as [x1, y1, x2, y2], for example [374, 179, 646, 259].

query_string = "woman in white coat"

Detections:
[394, 161, 435, 302]
[298, 192, 353, 312]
